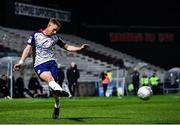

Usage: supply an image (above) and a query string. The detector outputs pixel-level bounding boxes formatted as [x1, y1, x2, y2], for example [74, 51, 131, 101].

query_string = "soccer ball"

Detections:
[137, 86, 153, 100]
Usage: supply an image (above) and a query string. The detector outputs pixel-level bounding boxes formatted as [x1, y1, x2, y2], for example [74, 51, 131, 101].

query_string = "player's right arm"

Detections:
[13, 44, 32, 71]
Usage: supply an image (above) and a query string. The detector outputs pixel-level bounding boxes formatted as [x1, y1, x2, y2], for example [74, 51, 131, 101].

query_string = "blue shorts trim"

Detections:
[34, 60, 58, 81]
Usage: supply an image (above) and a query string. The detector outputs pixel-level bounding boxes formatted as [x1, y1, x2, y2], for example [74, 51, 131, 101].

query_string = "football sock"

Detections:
[54, 97, 60, 108]
[49, 81, 63, 91]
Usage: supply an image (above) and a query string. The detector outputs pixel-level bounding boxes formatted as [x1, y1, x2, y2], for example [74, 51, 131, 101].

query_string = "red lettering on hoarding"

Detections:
[158, 33, 174, 42]
[110, 32, 174, 42]
[144, 33, 156, 42]
[110, 32, 143, 42]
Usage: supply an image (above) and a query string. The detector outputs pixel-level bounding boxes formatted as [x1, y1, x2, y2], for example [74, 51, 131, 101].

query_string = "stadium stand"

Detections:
[0, 26, 166, 85]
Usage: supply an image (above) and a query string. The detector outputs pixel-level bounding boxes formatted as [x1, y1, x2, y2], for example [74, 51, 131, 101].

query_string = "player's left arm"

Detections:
[56, 36, 89, 52]
[64, 44, 89, 52]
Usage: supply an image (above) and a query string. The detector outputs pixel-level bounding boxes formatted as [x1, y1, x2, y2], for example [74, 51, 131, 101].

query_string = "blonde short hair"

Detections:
[49, 18, 61, 28]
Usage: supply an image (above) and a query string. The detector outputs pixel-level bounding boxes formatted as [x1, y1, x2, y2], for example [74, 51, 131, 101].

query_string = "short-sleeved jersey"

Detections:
[27, 30, 66, 67]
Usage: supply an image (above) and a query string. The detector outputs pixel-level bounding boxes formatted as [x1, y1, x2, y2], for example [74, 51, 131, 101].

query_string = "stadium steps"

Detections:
[59, 34, 166, 80]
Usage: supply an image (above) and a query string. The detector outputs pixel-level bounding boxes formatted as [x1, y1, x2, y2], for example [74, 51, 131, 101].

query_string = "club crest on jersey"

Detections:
[37, 70, 41, 74]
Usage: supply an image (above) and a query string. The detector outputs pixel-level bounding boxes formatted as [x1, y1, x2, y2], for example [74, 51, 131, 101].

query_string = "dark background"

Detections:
[0, 0, 180, 70]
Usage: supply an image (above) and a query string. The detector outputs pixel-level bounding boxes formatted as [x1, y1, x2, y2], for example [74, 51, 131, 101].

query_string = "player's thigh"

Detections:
[39, 71, 54, 82]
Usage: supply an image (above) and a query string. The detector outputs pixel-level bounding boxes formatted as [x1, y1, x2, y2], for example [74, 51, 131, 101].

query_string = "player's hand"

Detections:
[13, 63, 22, 71]
[81, 44, 89, 50]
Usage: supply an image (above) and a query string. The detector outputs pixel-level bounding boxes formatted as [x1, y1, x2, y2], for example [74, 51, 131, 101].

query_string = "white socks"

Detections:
[49, 81, 63, 91]
[54, 103, 60, 108]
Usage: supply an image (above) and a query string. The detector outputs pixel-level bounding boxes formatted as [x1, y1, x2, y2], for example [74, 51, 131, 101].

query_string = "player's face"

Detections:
[47, 22, 60, 36]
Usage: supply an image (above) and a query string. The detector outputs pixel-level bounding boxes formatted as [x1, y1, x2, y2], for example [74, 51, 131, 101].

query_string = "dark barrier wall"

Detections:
[78, 82, 96, 96]
[0, 0, 5, 25]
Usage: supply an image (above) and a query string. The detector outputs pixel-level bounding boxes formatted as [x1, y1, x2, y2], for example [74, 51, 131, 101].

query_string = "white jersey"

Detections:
[27, 30, 66, 67]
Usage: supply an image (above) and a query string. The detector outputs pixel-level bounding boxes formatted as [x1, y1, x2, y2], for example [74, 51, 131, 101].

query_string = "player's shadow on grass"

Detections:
[63, 116, 130, 122]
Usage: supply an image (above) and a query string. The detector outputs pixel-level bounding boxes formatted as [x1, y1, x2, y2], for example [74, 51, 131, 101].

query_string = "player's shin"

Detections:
[49, 81, 69, 97]
[49, 81, 63, 91]
[49, 81, 63, 96]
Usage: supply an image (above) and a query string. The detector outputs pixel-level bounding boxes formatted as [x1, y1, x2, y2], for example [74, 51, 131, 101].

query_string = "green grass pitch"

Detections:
[0, 95, 180, 124]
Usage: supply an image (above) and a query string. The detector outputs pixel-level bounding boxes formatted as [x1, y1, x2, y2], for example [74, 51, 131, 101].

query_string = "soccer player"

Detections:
[13, 18, 88, 119]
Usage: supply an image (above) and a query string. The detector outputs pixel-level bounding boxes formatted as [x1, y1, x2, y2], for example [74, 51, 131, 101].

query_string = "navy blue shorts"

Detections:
[34, 60, 58, 81]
